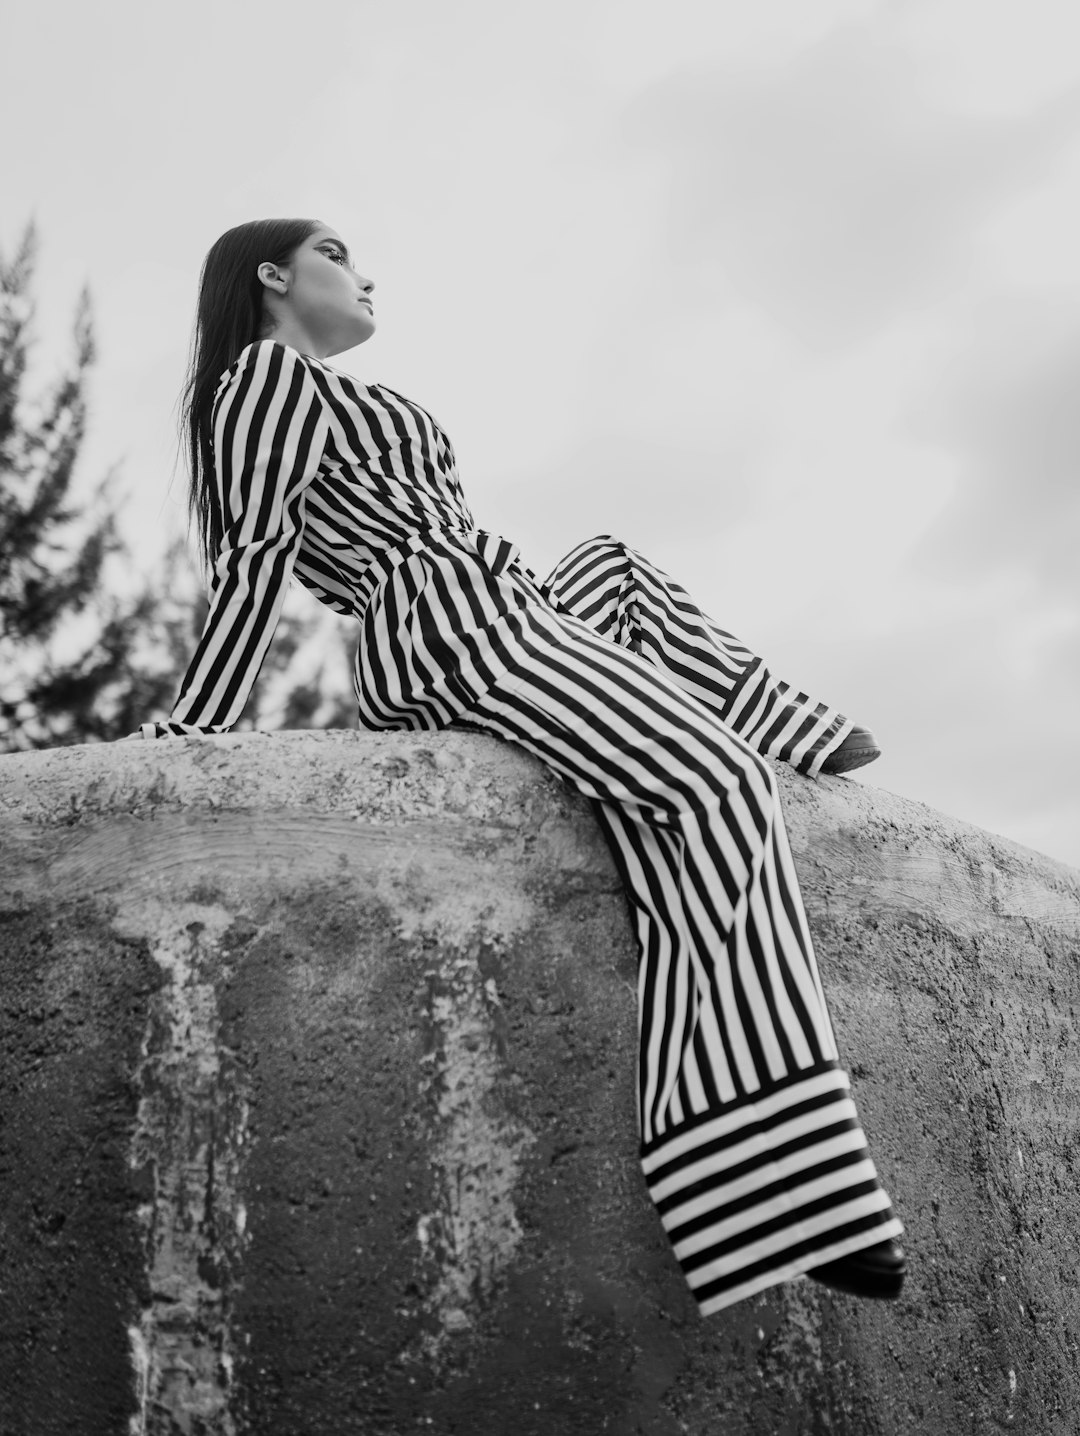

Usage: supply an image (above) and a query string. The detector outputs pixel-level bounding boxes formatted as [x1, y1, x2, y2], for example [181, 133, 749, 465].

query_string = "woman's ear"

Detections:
[256, 261, 289, 295]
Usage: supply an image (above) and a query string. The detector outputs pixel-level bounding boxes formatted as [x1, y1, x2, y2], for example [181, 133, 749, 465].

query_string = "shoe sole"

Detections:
[806, 1264, 906, 1300]
[821, 746, 881, 775]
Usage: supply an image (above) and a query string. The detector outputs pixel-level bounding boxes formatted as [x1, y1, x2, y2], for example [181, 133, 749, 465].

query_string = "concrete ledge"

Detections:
[2, 730, 1079, 1436]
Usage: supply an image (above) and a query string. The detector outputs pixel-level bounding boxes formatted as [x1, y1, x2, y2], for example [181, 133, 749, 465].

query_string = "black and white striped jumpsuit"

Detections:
[141, 339, 902, 1315]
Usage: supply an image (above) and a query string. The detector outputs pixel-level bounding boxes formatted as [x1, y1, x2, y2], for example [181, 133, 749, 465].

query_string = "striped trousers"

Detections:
[458, 535, 902, 1315]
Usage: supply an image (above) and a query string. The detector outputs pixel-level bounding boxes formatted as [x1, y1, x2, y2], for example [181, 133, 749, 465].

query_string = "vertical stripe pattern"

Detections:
[142, 342, 901, 1316]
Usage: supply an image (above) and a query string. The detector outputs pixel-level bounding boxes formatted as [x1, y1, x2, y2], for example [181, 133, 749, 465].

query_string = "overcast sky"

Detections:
[3, 0, 1078, 869]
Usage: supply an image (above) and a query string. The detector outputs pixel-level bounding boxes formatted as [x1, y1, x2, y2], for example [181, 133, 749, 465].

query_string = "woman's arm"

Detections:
[139, 341, 330, 738]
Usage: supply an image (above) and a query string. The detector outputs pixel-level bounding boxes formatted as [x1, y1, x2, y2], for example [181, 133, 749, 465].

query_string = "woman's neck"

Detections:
[261, 317, 326, 359]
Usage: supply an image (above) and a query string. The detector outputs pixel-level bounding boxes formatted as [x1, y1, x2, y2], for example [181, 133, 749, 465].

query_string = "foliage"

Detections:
[0, 221, 172, 748]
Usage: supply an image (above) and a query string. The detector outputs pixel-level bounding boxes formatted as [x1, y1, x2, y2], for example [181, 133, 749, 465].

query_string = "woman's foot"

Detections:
[820, 725, 881, 774]
[806, 1238, 907, 1300]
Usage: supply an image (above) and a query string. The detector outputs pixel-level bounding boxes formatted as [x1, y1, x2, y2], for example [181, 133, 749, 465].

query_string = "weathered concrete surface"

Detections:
[1, 729, 1078, 1436]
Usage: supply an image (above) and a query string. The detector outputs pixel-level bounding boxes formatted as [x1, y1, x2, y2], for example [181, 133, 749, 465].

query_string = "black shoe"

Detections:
[820, 725, 882, 774]
[806, 1238, 907, 1300]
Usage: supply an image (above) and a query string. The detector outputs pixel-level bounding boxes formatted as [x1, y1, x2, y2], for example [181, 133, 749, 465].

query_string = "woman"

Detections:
[138, 217, 906, 1316]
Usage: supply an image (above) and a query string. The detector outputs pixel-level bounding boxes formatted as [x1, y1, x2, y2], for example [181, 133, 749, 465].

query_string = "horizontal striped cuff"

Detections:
[641, 1064, 902, 1315]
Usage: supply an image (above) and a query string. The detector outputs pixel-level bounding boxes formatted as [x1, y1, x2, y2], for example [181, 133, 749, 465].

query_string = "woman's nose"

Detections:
[357, 275, 374, 295]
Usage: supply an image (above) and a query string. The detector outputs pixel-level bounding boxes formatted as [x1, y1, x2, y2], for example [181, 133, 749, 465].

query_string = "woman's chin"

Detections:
[328, 318, 376, 356]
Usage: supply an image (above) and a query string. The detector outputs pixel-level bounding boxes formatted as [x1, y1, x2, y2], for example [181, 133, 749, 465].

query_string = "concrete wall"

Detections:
[1, 730, 1078, 1436]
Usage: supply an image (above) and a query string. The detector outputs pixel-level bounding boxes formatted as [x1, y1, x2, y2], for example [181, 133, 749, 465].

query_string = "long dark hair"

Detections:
[179, 218, 320, 572]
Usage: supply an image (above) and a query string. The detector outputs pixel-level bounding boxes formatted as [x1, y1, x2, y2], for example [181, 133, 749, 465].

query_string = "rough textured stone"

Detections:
[1, 729, 1078, 1435]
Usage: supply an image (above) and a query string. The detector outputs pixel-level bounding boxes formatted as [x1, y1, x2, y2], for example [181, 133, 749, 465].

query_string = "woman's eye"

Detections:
[323, 249, 346, 265]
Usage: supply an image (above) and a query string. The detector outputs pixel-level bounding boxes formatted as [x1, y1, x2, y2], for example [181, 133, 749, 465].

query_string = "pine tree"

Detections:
[0, 221, 181, 749]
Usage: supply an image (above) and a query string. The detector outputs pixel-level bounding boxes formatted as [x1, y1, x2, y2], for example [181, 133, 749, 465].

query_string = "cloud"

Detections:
[466, 430, 755, 578]
[769, 595, 1080, 865]
[907, 296, 1080, 598]
[619, 24, 1080, 345]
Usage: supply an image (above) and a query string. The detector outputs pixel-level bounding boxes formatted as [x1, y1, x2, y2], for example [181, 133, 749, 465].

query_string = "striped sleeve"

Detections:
[142, 341, 329, 738]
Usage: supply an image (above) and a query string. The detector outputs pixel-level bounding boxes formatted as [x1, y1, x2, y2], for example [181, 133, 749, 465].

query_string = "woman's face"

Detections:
[263, 225, 375, 356]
